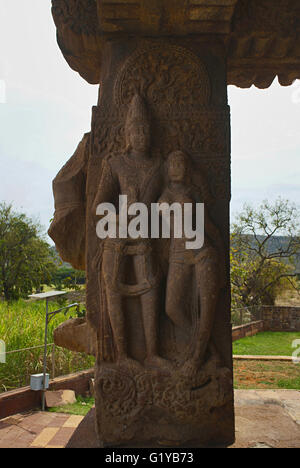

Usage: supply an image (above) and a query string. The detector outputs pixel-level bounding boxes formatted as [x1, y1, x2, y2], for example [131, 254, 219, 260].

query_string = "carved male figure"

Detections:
[93, 94, 171, 372]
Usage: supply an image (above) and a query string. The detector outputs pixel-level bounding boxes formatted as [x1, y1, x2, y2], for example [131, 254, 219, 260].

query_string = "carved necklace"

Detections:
[123, 152, 155, 169]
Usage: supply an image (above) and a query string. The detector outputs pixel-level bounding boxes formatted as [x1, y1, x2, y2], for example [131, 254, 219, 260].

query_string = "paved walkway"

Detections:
[0, 390, 299, 448]
[232, 389, 300, 448]
[0, 412, 84, 448]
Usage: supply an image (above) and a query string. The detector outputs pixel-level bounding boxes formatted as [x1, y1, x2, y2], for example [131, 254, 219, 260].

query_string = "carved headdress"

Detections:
[125, 94, 150, 133]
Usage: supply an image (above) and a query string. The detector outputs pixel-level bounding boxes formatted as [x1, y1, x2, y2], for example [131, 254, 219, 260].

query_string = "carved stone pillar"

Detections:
[80, 38, 233, 448]
[48, 0, 300, 450]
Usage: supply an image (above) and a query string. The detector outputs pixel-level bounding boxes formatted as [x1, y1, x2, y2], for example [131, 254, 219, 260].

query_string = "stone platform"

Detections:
[0, 390, 299, 448]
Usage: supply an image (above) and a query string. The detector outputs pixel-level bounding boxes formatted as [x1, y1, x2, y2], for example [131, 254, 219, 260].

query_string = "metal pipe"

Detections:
[42, 298, 49, 411]
[52, 344, 55, 379]
[47, 303, 79, 317]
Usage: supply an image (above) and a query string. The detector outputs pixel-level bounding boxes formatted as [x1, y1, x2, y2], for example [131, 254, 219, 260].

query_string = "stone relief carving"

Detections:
[91, 43, 230, 203]
[92, 94, 171, 372]
[50, 41, 234, 446]
[91, 89, 232, 444]
[51, 0, 300, 89]
[158, 151, 226, 377]
[48, 133, 89, 270]
[114, 43, 211, 116]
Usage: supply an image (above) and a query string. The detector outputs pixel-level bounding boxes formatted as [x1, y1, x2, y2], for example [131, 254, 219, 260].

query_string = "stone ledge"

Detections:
[232, 320, 264, 341]
[0, 369, 94, 420]
[233, 355, 294, 362]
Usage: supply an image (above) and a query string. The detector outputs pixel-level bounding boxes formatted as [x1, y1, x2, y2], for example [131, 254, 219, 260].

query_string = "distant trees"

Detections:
[231, 198, 300, 308]
[0, 203, 56, 300]
[51, 265, 86, 291]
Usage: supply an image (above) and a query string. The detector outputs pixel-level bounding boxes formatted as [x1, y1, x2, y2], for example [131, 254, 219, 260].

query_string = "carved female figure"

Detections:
[159, 151, 225, 377]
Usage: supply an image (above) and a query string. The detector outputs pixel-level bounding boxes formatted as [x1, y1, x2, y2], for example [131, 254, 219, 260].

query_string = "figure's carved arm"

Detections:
[92, 157, 119, 215]
[204, 215, 224, 253]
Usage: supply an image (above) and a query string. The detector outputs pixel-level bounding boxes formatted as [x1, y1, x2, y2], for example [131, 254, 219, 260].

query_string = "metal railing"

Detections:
[0, 343, 95, 393]
[231, 305, 263, 327]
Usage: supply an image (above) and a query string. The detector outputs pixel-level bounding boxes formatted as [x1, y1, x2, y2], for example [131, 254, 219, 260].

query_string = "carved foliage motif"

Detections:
[89, 43, 230, 201]
[92, 109, 229, 156]
[114, 43, 211, 118]
[91, 110, 230, 200]
[96, 359, 233, 431]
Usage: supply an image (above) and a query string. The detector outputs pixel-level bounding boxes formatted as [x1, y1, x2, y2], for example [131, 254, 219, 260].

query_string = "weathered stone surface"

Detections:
[48, 133, 90, 270]
[231, 390, 300, 449]
[48, 0, 300, 449]
[51, 0, 300, 88]
[50, 38, 234, 447]
[89, 379, 95, 397]
[45, 390, 76, 408]
[67, 390, 300, 448]
[54, 318, 96, 356]
[66, 408, 100, 449]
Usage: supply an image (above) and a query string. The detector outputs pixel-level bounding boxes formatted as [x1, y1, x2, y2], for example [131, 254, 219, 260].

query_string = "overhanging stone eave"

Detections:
[228, 59, 300, 89]
[51, 0, 300, 88]
[55, 36, 300, 89]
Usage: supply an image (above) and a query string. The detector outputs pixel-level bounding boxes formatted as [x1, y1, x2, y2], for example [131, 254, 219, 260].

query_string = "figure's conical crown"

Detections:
[125, 94, 149, 130]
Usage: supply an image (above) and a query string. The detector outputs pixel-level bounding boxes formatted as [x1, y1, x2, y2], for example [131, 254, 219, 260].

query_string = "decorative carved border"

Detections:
[114, 42, 212, 116]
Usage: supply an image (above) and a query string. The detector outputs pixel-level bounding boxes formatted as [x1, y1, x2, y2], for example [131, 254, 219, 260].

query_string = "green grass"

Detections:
[233, 331, 300, 356]
[0, 299, 95, 392]
[48, 396, 95, 416]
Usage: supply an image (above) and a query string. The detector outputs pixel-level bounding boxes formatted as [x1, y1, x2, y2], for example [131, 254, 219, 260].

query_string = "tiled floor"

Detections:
[0, 390, 299, 448]
[0, 412, 84, 448]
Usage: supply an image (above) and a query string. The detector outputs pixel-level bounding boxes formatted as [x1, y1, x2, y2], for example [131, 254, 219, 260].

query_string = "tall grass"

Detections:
[0, 299, 95, 392]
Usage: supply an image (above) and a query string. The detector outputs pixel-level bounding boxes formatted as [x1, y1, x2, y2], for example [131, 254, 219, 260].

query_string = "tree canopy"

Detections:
[0, 203, 56, 300]
[231, 198, 300, 309]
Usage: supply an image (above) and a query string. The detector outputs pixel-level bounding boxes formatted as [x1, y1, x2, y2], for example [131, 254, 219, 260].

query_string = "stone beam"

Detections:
[51, 0, 300, 88]
[97, 0, 238, 35]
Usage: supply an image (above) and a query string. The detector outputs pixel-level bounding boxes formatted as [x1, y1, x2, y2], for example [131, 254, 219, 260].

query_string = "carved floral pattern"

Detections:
[96, 359, 233, 427]
[114, 44, 211, 118]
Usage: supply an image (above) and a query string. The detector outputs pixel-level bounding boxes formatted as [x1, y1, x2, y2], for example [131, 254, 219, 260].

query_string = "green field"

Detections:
[233, 331, 300, 356]
[0, 300, 95, 392]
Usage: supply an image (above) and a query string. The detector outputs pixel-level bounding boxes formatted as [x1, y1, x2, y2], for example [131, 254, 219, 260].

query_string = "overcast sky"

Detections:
[0, 0, 300, 240]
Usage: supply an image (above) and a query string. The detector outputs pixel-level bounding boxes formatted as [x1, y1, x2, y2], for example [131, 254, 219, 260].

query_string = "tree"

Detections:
[51, 265, 86, 291]
[231, 198, 300, 309]
[0, 202, 57, 300]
